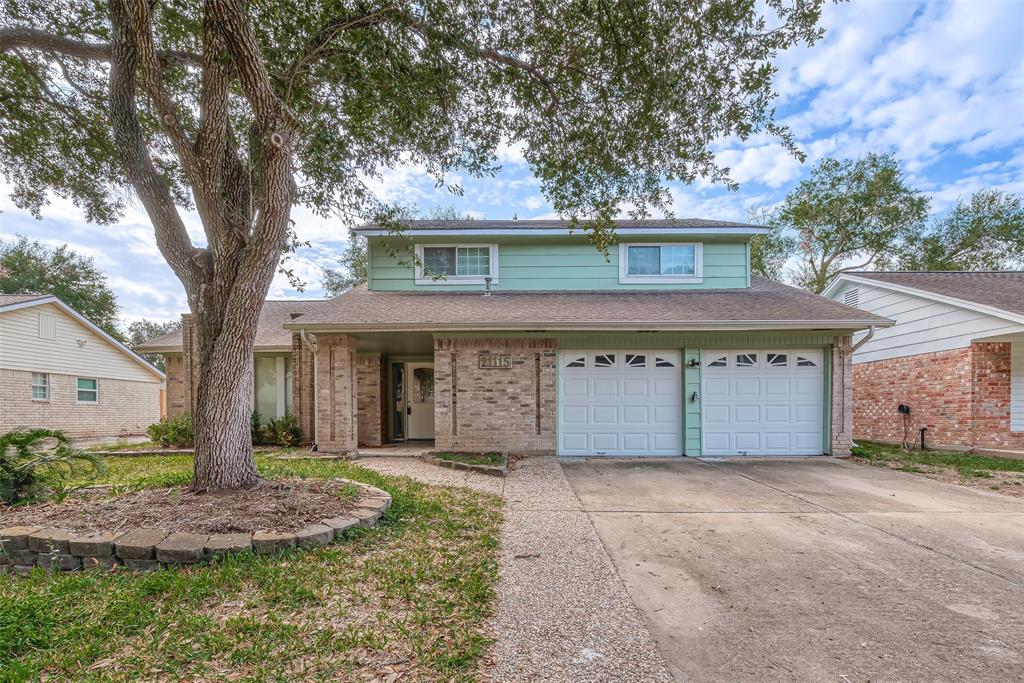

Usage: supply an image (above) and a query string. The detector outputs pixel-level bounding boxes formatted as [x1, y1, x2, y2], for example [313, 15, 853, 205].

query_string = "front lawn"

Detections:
[0, 452, 502, 681]
[852, 441, 1024, 498]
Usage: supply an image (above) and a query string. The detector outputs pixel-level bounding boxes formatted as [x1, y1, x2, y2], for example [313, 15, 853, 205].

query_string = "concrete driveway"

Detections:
[561, 457, 1024, 682]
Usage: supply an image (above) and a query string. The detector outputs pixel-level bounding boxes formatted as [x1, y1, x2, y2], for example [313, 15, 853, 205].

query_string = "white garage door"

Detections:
[702, 350, 824, 456]
[558, 350, 683, 457]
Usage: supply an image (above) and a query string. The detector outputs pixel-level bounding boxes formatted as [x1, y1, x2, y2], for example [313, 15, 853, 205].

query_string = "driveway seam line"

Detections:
[699, 459, 1024, 589]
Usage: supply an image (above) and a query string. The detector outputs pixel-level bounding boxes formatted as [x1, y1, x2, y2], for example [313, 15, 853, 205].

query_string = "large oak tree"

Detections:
[1, 0, 827, 490]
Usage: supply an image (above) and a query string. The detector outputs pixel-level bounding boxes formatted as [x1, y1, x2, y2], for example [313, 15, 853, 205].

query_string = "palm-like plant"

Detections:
[0, 428, 106, 504]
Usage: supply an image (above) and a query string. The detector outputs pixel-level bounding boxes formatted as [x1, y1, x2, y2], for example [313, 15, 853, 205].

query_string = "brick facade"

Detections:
[290, 332, 315, 443]
[433, 337, 557, 455]
[0, 369, 161, 438]
[830, 335, 854, 456]
[314, 334, 359, 453]
[356, 354, 384, 447]
[853, 342, 1024, 451]
[164, 314, 199, 419]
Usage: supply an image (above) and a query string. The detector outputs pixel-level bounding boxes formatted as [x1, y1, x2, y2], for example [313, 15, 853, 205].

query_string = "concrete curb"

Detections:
[419, 452, 507, 478]
[0, 479, 391, 576]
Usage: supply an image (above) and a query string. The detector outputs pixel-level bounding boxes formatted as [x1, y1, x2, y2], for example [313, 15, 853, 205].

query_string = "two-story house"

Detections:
[139, 219, 890, 457]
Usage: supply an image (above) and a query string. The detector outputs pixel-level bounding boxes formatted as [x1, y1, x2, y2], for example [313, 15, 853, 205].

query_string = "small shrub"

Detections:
[262, 414, 302, 447]
[0, 428, 106, 504]
[147, 413, 194, 448]
[251, 410, 263, 443]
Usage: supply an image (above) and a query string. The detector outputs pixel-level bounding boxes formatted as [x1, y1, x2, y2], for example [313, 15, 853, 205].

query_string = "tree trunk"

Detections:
[191, 308, 261, 490]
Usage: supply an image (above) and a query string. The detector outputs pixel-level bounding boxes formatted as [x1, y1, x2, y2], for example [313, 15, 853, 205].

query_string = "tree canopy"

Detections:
[126, 318, 182, 370]
[0, 0, 830, 489]
[0, 235, 122, 338]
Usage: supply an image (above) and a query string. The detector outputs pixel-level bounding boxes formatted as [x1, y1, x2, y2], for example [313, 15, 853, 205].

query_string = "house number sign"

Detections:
[479, 353, 512, 369]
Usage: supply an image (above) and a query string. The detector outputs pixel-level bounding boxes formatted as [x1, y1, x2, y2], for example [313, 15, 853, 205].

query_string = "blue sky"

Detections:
[1, 0, 1022, 325]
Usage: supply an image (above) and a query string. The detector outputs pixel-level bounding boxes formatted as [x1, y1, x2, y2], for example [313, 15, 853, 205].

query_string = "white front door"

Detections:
[406, 363, 435, 439]
[558, 350, 683, 457]
[702, 350, 824, 456]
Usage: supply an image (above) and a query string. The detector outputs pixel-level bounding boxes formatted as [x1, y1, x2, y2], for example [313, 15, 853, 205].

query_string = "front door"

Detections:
[406, 363, 435, 439]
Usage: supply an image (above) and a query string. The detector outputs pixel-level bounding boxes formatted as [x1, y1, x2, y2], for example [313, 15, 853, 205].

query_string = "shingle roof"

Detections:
[285, 277, 891, 331]
[845, 271, 1024, 318]
[135, 299, 326, 352]
[0, 293, 53, 308]
[355, 218, 762, 231]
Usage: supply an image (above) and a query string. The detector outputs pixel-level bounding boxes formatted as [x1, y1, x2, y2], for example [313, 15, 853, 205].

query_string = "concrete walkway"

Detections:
[357, 455, 672, 682]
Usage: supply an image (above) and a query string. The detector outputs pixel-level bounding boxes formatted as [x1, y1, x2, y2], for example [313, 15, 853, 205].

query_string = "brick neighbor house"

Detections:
[824, 272, 1024, 453]
[0, 294, 165, 439]
[138, 219, 891, 457]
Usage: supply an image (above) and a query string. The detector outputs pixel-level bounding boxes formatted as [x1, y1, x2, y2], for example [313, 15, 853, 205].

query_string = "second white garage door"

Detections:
[558, 350, 683, 457]
[702, 349, 825, 456]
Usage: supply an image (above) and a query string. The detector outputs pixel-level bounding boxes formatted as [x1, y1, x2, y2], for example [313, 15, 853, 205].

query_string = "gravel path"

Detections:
[358, 456, 673, 682]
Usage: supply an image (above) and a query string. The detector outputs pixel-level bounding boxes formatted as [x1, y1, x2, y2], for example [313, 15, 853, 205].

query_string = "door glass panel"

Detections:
[796, 355, 818, 367]
[655, 356, 676, 368]
[767, 353, 788, 367]
[413, 367, 434, 402]
[594, 354, 617, 368]
[391, 362, 405, 439]
[707, 355, 727, 367]
[625, 354, 647, 368]
[564, 355, 586, 368]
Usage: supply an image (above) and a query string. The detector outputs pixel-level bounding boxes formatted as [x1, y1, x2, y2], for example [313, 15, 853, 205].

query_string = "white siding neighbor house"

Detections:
[0, 294, 165, 439]
[824, 272, 1024, 453]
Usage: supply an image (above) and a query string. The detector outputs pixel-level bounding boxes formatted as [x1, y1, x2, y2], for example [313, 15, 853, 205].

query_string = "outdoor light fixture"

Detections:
[687, 358, 700, 367]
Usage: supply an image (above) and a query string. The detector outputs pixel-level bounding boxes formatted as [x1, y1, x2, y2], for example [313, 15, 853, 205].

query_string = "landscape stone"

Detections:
[115, 528, 168, 559]
[81, 556, 118, 571]
[12, 550, 37, 565]
[0, 526, 40, 552]
[352, 507, 382, 528]
[358, 496, 391, 510]
[156, 533, 208, 564]
[37, 553, 82, 571]
[69, 532, 121, 557]
[251, 531, 296, 554]
[321, 516, 360, 538]
[28, 527, 73, 554]
[13, 565, 35, 575]
[295, 524, 334, 549]
[123, 558, 161, 571]
[204, 534, 252, 559]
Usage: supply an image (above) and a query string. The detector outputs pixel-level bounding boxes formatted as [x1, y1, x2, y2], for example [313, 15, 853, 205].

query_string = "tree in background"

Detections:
[322, 205, 475, 296]
[1, 0, 828, 489]
[0, 235, 122, 338]
[898, 189, 1024, 272]
[772, 153, 929, 293]
[747, 207, 797, 281]
[126, 318, 182, 371]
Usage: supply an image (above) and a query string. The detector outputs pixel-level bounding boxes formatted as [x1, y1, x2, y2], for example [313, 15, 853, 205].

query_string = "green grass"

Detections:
[0, 452, 502, 681]
[852, 440, 1024, 476]
[85, 440, 158, 452]
[435, 452, 505, 467]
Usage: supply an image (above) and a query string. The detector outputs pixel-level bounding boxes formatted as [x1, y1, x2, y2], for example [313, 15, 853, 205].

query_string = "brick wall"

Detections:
[314, 334, 358, 453]
[356, 354, 384, 447]
[290, 333, 315, 443]
[434, 337, 557, 454]
[853, 342, 1024, 451]
[0, 369, 161, 438]
[831, 335, 854, 456]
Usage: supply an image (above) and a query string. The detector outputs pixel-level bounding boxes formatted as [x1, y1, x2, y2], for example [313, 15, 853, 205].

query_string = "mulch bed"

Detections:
[1, 478, 359, 534]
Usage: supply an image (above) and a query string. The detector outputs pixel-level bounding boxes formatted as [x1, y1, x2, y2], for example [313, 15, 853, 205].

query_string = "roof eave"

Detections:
[284, 319, 893, 333]
[353, 226, 768, 237]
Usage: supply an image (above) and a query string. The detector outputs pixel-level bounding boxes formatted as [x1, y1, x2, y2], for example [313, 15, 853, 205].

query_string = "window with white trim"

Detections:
[31, 372, 49, 400]
[76, 377, 98, 403]
[619, 243, 702, 283]
[415, 244, 498, 284]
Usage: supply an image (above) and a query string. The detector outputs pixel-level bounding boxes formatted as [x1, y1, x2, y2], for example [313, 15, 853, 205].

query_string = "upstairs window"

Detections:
[32, 372, 49, 401]
[416, 244, 497, 284]
[619, 243, 702, 283]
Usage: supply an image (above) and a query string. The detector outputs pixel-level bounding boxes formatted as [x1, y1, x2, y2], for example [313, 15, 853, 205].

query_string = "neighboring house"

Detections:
[142, 219, 889, 458]
[824, 272, 1024, 453]
[0, 294, 165, 439]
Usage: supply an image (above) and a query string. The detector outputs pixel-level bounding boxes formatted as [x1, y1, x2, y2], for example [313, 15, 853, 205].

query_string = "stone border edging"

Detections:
[419, 452, 507, 478]
[0, 479, 391, 575]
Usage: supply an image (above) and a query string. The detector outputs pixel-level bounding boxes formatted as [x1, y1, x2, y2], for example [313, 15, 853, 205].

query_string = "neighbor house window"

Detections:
[31, 372, 49, 401]
[415, 244, 498, 284]
[76, 377, 98, 403]
[619, 243, 702, 283]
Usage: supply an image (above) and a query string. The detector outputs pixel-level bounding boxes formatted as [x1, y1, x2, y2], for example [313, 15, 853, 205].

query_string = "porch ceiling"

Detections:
[352, 331, 435, 355]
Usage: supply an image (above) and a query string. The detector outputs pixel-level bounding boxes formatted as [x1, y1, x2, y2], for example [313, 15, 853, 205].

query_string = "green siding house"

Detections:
[141, 219, 891, 458]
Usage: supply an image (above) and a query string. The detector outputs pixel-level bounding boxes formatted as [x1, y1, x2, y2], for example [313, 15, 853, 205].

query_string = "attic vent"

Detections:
[843, 287, 860, 308]
[38, 312, 57, 340]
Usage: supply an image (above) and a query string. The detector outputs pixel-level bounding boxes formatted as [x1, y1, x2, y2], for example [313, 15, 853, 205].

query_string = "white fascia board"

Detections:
[353, 226, 768, 237]
[2, 295, 166, 379]
[825, 274, 1024, 326]
[286, 319, 890, 333]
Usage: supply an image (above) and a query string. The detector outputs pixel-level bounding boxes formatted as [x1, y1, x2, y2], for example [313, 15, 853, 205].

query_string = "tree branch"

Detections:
[0, 26, 201, 67]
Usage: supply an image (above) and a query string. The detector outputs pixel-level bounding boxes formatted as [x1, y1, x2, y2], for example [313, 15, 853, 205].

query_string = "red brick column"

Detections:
[831, 335, 854, 456]
[356, 354, 384, 447]
[971, 342, 1024, 450]
[315, 334, 358, 454]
